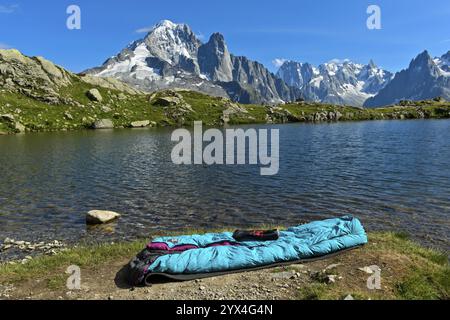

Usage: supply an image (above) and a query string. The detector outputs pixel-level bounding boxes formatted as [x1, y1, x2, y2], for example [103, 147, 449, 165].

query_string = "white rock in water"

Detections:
[86, 210, 121, 225]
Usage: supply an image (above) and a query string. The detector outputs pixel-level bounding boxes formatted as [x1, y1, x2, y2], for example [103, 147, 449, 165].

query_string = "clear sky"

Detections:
[0, 0, 449, 73]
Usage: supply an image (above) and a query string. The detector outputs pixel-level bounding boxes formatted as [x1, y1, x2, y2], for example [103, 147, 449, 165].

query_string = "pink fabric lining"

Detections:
[148, 243, 197, 252]
[147, 241, 239, 252]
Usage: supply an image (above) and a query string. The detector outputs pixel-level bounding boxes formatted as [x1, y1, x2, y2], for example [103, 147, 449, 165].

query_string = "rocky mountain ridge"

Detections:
[365, 50, 450, 107]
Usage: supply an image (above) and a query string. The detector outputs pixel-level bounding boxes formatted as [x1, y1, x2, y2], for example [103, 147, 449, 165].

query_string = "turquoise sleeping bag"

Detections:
[128, 216, 368, 285]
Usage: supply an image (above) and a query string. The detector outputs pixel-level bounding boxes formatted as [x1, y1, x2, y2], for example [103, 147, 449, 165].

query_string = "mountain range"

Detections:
[277, 59, 393, 106]
[84, 20, 449, 107]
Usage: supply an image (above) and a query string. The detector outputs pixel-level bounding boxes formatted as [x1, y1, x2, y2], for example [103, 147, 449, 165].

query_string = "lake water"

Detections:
[0, 120, 449, 256]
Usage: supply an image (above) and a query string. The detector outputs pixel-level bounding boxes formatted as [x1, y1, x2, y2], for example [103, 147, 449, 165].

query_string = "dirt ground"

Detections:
[2, 246, 404, 300]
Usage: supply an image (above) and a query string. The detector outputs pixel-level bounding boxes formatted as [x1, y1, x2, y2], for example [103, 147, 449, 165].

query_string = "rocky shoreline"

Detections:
[0, 238, 67, 264]
[0, 210, 125, 263]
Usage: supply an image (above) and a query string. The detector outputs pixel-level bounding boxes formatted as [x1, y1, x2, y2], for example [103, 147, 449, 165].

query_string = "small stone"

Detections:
[46, 249, 57, 255]
[271, 271, 296, 280]
[2, 244, 12, 250]
[199, 286, 206, 291]
[101, 106, 112, 113]
[358, 266, 374, 274]
[64, 112, 74, 120]
[326, 275, 337, 284]
[4, 238, 13, 244]
[324, 263, 341, 271]
[344, 295, 354, 300]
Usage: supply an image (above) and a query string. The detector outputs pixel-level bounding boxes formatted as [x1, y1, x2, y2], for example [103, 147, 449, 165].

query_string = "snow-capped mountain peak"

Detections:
[153, 19, 179, 30]
[84, 20, 301, 104]
[142, 20, 201, 65]
[88, 20, 205, 91]
[277, 59, 393, 106]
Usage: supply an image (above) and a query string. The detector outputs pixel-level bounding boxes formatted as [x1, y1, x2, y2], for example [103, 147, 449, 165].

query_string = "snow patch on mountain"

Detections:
[97, 42, 161, 81]
[434, 53, 450, 77]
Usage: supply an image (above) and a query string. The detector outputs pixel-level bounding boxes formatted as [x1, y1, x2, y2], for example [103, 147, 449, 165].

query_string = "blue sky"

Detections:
[0, 0, 449, 73]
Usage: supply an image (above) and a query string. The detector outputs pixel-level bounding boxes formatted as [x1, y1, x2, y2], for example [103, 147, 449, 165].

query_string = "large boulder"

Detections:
[0, 114, 15, 123]
[86, 88, 103, 102]
[14, 122, 25, 133]
[153, 96, 182, 107]
[86, 210, 121, 225]
[150, 90, 184, 107]
[92, 119, 114, 129]
[0, 114, 25, 133]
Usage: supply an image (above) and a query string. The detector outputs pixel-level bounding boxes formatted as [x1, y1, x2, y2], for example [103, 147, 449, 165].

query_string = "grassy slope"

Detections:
[297, 232, 449, 300]
[1, 78, 450, 134]
[0, 231, 448, 300]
